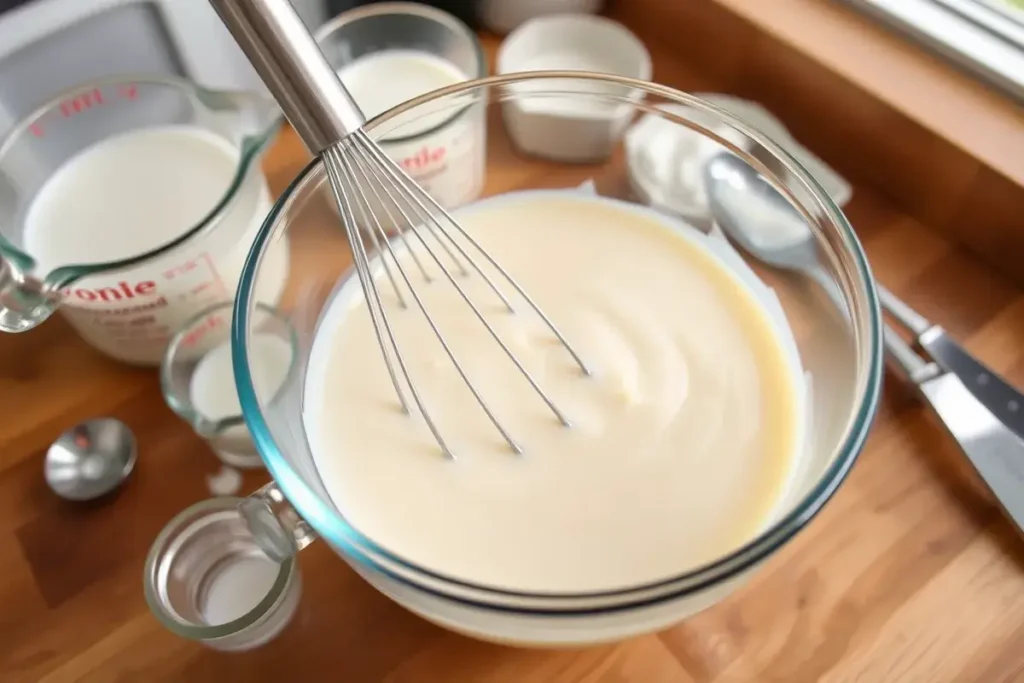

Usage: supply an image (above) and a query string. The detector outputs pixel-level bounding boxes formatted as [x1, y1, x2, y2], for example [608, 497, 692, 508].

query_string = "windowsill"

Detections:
[709, 0, 1024, 188]
[610, 0, 1024, 286]
[832, 0, 1024, 105]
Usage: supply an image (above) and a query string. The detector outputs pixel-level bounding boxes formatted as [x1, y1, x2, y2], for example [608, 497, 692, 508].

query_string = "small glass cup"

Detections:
[160, 301, 297, 469]
[144, 495, 302, 651]
[315, 2, 487, 209]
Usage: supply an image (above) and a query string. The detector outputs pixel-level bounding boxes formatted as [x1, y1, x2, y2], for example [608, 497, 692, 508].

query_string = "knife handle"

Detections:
[919, 327, 1024, 442]
[918, 371, 1024, 536]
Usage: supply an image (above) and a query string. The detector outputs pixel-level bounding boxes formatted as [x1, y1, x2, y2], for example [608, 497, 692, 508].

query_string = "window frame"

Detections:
[841, 0, 1024, 103]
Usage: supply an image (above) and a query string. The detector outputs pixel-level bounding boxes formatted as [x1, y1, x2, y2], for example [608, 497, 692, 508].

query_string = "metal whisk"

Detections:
[210, 0, 591, 458]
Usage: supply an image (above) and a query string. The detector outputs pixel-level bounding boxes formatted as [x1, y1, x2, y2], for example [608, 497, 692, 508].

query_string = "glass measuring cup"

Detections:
[0, 75, 291, 365]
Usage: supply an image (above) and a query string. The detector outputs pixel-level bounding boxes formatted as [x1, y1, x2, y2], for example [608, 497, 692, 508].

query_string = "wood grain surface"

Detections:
[2, 39, 1024, 683]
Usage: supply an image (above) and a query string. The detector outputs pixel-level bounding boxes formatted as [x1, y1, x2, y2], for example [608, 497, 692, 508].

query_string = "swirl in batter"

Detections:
[304, 191, 804, 593]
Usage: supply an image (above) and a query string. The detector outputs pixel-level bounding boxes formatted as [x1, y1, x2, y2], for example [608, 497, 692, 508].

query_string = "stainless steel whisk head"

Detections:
[211, 0, 591, 457]
[323, 133, 591, 457]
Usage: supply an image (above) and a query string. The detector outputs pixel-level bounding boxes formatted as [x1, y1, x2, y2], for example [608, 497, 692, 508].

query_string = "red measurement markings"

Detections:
[163, 259, 200, 280]
[201, 252, 230, 299]
[117, 84, 139, 100]
[30, 84, 140, 138]
[181, 313, 227, 349]
[59, 88, 104, 117]
[399, 145, 447, 172]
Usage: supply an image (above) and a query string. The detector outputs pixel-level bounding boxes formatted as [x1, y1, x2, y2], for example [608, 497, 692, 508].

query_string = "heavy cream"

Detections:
[303, 191, 805, 593]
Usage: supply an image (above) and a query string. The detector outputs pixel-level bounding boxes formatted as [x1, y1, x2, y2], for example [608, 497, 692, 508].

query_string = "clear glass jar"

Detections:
[144, 494, 303, 651]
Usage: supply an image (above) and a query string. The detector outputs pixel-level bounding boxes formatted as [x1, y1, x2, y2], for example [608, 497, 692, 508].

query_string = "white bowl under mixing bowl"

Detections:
[496, 15, 651, 163]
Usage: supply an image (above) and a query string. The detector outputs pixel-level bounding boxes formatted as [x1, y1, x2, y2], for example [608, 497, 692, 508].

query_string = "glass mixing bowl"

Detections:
[231, 73, 883, 646]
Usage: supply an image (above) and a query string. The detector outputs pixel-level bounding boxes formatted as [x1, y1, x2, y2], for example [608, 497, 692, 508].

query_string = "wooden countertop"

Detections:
[3, 48, 1024, 683]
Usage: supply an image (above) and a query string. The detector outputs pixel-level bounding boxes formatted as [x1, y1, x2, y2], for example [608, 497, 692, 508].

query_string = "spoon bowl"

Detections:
[44, 418, 137, 501]
[704, 153, 820, 269]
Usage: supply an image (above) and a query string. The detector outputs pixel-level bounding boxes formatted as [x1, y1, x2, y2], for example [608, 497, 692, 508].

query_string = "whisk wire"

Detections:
[348, 148, 435, 285]
[355, 189, 407, 310]
[207, 0, 590, 458]
[347, 137, 572, 428]
[326, 131, 597, 458]
[327, 145, 464, 457]
[323, 147, 410, 416]
[354, 133, 515, 311]
[354, 131, 593, 377]
[332, 143, 524, 457]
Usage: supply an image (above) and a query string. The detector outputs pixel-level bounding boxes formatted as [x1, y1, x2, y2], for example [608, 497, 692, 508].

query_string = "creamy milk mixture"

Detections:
[304, 192, 803, 592]
[23, 125, 289, 364]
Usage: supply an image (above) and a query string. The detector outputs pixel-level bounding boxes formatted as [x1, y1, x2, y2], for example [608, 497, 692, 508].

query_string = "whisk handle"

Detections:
[209, 0, 366, 153]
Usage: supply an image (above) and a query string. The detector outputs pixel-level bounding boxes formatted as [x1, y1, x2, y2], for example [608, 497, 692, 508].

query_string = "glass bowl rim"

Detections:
[232, 71, 884, 611]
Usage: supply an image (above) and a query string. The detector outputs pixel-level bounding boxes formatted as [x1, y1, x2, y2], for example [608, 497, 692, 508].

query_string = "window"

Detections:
[843, 0, 1024, 101]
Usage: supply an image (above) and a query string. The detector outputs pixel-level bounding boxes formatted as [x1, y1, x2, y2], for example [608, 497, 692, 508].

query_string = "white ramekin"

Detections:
[496, 15, 652, 163]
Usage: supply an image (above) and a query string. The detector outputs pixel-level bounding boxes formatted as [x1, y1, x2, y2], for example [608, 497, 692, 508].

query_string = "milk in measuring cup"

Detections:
[338, 50, 485, 208]
[24, 125, 289, 365]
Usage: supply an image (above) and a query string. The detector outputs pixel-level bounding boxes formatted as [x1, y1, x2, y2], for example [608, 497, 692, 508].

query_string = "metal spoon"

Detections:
[44, 418, 137, 501]
[704, 152, 1024, 534]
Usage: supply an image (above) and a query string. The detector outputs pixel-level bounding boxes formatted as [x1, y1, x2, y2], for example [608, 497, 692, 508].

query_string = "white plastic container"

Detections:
[496, 15, 651, 163]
